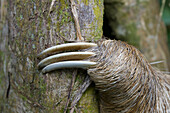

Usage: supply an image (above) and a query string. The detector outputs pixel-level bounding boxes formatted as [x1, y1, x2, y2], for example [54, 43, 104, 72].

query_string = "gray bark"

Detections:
[1, 0, 103, 112]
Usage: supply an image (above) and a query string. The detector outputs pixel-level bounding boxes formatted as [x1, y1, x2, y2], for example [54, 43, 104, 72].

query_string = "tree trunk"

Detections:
[1, 0, 103, 112]
[0, 0, 8, 111]
[1, 0, 170, 112]
[104, 0, 170, 71]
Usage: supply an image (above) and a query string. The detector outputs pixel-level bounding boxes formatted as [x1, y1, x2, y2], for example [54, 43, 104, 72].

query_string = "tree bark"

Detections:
[0, 0, 8, 111]
[1, 0, 103, 112]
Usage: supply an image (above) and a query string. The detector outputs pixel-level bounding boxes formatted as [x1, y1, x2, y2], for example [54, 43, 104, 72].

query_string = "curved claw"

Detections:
[38, 42, 97, 58]
[38, 42, 97, 73]
[42, 61, 96, 73]
[38, 52, 95, 69]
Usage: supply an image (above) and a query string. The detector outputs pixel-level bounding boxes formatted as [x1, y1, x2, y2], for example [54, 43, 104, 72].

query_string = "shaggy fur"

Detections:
[86, 40, 170, 113]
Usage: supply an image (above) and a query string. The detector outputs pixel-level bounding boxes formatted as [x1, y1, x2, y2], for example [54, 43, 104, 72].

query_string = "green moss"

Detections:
[82, 0, 88, 5]
[78, 85, 99, 113]
[92, 1, 103, 41]
[0, 51, 3, 57]
[56, 0, 73, 38]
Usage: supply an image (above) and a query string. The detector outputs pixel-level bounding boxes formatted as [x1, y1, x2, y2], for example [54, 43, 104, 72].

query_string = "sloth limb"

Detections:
[38, 40, 170, 113]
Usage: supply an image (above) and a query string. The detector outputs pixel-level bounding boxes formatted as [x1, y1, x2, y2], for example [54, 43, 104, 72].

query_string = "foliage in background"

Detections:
[159, 0, 170, 50]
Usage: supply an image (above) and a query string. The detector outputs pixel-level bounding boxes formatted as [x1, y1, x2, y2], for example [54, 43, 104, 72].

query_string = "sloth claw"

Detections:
[38, 42, 97, 58]
[42, 61, 96, 73]
[38, 42, 97, 73]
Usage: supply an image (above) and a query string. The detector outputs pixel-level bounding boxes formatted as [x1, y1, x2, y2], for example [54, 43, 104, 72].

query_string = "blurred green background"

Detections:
[160, 0, 170, 50]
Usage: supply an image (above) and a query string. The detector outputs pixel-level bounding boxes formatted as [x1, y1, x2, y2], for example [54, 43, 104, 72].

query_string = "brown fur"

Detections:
[86, 40, 170, 113]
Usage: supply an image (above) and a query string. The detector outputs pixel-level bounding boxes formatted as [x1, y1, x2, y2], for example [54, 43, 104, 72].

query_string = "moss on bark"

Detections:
[3, 0, 103, 112]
